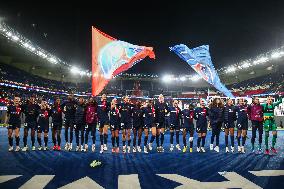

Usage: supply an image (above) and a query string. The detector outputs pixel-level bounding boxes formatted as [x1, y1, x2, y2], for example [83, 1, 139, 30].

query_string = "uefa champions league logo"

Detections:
[98, 41, 143, 79]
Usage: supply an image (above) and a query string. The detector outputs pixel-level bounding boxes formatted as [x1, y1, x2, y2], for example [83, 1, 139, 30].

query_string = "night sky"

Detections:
[1, 0, 284, 74]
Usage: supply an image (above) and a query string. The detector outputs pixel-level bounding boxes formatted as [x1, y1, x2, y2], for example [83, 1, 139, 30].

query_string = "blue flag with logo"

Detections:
[170, 44, 234, 98]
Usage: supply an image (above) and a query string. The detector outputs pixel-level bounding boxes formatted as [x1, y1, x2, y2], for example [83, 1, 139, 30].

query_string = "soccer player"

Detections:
[181, 103, 195, 153]
[5, 95, 22, 151]
[142, 100, 155, 153]
[50, 97, 63, 150]
[110, 98, 120, 153]
[208, 98, 224, 153]
[132, 100, 143, 153]
[62, 95, 76, 151]
[154, 94, 168, 152]
[262, 96, 283, 154]
[168, 100, 182, 152]
[84, 97, 98, 152]
[194, 99, 209, 153]
[37, 99, 50, 150]
[247, 97, 263, 153]
[236, 98, 249, 153]
[224, 99, 237, 153]
[74, 97, 86, 152]
[97, 94, 110, 153]
[118, 96, 133, 153]
[22, 95, 40, 151]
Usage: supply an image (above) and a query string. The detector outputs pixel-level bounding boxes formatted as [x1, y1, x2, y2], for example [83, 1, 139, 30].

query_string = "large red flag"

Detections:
[92, 27, 155, 96]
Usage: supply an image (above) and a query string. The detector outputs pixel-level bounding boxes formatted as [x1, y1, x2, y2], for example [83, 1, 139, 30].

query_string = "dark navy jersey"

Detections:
[236, 104, 248, 122]
[209, 107, 224, 124]
[23, 103, 40, 123]
[132, 106, 143, 126]
[97, 100, 110, 121]
[168, 106, 182, 126]
[194, 107, 209, 127]
[110, 107, 120, 125]
[182, 109, 194, 127]
[118, 102, 133, 122]
[51, 105, 63, 123]
[154, 102, 168, 123]
[38, 109, 50, 127]
[75, 103, 86, 125]
[62, 100, 76, 120]
[224, 105, 237, 123]
[7, 105, 22, 125]
[142, 106, 155, 125]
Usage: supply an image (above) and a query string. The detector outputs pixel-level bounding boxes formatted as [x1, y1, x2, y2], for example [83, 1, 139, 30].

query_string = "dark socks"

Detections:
[91, 131, 96, 144]
[170, 132, 174, 144]
[156, 134, 160, 147]
[128, 139, 131, 146]
[85, 131, 89, 144]
[75, 130, 79, 146]
[37, 137, 42, 146]
[272, 135, 277, 148]
[225, 135, 228, 147]
[122, 140, 126, 146]
[230, 135, 234, 147]
[176, 131, 179, 144]
[183, 136, 186, 147]
[116, 136, 119, 147]
[201, 136, 205, 147]
[242, 136, 246, 146]
[197, 137, 201, 147]
[138, 137, 141, 146]
[65, 129, 68, 142]
[237, 136, 241, 146]
[190, 139, 193, 148]
[80, 132, 84, 145]
[211, 135, 214, 144]
[57, 132, 61, 146]
[144, 136, 148, 146]
[8, 137, 13, 146]
[133, 137, 136, 146]
[23, 136, 27, 146]
[103, 134, 107, 144]
[111, 137, 115, 147]
[44, 136, 48, 146]
[100, 134, 103, 145]
[216, 135, 219, 146]
[133, 133, 137, 146]
[53, 134, 56, 145]
[70, 129, 73, 143]
[161, 133, 164, 146]
[16, 136, 20, 146]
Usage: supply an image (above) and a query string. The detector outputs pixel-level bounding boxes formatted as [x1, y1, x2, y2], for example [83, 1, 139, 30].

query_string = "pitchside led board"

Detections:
[91, 27, 155, 96]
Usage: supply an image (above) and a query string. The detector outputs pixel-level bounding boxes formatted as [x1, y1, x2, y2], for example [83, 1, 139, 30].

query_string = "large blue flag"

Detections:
[170, 44, 234, 98]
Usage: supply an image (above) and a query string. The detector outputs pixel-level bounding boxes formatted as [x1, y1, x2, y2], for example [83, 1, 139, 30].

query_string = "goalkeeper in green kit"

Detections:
[262, 96, 283, 155]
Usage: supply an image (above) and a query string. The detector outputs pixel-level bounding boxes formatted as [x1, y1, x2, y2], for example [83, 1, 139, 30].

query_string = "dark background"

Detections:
[1, 0, 284, 74]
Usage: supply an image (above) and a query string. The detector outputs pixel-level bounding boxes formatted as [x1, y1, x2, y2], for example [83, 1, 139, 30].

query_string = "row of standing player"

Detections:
[5, 93, 283, 154]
